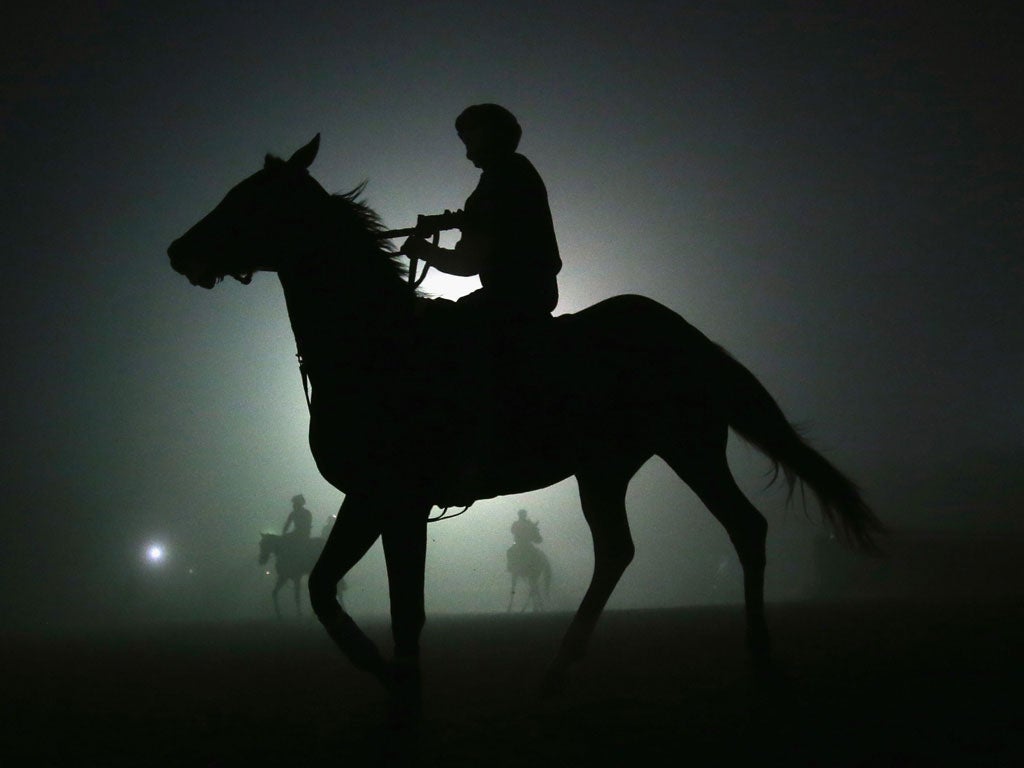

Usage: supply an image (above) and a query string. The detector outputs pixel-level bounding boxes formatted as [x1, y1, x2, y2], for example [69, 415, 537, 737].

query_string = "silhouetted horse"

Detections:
[169, 135, 883, 708]
[506, 541, 552, 612]
[258, 533, 324, 619]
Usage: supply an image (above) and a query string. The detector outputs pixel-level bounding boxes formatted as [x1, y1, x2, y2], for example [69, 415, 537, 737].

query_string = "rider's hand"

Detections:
[400, 235, 432, 260]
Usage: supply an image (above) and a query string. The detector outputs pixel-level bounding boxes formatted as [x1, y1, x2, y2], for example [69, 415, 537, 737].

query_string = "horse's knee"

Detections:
[308, 564, 340, 619]
[600, 538, 635, 574]
[732, 513, 767, 569]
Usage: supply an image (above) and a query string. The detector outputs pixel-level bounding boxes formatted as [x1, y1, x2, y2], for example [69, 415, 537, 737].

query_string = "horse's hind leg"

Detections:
[545, 463, 637, 694]
[659, 430, 771, 668]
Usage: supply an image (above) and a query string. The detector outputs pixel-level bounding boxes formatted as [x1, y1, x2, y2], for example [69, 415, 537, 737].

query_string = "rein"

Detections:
[428, 504, 472, 522]
[380, 210, 463, 290]
[408, 230, 437, 290]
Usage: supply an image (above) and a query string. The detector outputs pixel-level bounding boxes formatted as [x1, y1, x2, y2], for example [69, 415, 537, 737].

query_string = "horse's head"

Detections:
[169, 134, 327, 288]
[258, 532, 274, 565]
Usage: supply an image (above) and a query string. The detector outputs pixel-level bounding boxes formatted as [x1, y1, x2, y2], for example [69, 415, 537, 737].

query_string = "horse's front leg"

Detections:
[380, 500, 430, 720]
[308, 493, 390, 686]
[271, 575, 285, 620]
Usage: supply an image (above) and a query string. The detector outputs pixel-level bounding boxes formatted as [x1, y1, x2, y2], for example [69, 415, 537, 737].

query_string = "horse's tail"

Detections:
[713, 346, 884, 552]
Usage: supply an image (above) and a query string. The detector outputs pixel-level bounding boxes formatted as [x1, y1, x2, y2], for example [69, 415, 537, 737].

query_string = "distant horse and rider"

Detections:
[506, 509, 551, 612]
[258, 532, 324, 619]
[169, 105, 882, 714]
[258, 494, 339, 618]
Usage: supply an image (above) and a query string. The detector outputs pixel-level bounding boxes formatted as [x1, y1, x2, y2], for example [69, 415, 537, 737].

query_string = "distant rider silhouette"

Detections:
[511, 508, 542, 545]
[282, 494, 313, 540]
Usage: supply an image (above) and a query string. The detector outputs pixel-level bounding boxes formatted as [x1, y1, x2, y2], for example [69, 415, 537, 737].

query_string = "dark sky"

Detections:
[2, 2, 1020, 628]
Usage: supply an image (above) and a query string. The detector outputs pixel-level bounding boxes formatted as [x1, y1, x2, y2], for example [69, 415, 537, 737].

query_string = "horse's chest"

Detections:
[306, 391, 444, 494]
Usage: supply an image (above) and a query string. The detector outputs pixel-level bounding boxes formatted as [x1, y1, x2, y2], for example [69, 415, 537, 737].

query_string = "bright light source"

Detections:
[145, 544, 165, 564]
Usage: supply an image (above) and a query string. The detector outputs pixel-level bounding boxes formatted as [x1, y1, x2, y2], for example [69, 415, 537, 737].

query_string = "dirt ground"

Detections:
[4, 600, 1021, 766]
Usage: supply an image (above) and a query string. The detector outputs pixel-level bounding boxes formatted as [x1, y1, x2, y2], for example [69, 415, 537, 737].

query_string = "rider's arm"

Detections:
[401, 231, 491, 277]
[401, 191, 497, 277]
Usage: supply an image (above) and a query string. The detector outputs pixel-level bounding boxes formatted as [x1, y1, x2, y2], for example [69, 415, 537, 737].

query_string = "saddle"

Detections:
[406, 297, 568, 503]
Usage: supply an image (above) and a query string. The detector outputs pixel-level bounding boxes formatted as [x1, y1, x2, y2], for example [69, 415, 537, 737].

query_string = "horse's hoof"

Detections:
[745, 632, 773, 682]
[380, 659, 422, 711]
[386, 691, 422, 730]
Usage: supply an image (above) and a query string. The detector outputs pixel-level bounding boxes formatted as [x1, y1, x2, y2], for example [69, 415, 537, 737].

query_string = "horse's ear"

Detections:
[288, 134, 320, 170]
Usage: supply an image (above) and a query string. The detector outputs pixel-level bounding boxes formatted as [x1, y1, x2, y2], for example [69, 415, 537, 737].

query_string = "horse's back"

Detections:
[556, 294, 716, 355]
[275, 534, 324, 576]
[372, 292, 724, 503]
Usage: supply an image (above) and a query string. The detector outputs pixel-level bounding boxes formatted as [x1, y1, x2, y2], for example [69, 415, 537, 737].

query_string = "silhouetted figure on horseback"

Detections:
[512, 508, 541, 546]
[279, 493, 313, 565]
[259, 530, 324, 619]
[507, 509, 551, 612]
[400, 103, 561, 321]
[402, 105, 562, 482]
[283, 493, 313, 539]
[253, 493, 323, 619]
[170, 130, 885, 720]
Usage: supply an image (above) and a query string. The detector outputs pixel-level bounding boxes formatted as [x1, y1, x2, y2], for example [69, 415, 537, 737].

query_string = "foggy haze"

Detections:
[2, 2, 1021, 632]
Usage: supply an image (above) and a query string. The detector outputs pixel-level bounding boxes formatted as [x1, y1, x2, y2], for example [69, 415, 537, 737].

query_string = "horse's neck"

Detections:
[277, 247, 410, 375]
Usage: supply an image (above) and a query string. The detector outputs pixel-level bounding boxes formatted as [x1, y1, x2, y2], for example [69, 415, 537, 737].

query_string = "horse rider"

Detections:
[282, 494, 313, 540]
[400, 103, 562, 324]
[511, 508, 542, 546]
[400, 106, 563, 495]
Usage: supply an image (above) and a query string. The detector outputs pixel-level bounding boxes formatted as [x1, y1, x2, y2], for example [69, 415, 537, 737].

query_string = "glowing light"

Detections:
[145, 544, 165, 564]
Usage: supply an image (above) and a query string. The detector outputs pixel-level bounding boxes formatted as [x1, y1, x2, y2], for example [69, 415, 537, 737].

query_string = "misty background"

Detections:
[2, 2, 1020, 631]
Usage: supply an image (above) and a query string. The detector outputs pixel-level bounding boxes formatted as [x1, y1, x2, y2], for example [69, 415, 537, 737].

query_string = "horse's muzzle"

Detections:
[168, 240, 217, 289]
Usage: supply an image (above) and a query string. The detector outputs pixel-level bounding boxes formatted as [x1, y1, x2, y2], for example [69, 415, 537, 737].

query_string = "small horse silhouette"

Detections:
[258, 533, 324, 619]
[170, 135, 883, 708]
[506, 541, 552, 612]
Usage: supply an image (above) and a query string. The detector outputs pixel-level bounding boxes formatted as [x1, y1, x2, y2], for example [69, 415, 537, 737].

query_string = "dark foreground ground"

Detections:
[3, 600, 1021, 767]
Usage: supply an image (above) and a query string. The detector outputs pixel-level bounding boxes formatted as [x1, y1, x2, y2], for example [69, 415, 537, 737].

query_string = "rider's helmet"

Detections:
[456, 104, 522, 155]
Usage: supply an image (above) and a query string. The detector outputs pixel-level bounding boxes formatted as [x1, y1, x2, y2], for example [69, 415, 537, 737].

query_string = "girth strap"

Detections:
[297, 353, 311, 412]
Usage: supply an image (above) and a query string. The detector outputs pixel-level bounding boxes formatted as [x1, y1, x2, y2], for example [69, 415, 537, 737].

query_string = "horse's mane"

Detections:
[327, 183, 411, 288]
[262, 152, 411, 290]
